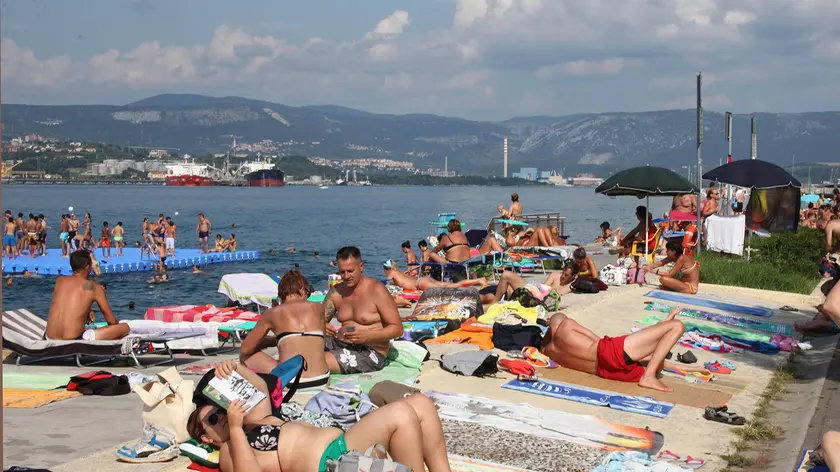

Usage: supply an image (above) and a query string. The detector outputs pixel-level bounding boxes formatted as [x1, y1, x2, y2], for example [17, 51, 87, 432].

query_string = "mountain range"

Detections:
[3, 94, 839, 175]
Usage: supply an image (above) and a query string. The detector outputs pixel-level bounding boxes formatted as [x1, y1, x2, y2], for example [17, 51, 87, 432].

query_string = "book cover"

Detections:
[201, 371, 266, 412]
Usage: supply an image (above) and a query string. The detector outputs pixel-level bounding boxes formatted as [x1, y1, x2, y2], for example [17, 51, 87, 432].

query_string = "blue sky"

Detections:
[3, 0, 840, 120]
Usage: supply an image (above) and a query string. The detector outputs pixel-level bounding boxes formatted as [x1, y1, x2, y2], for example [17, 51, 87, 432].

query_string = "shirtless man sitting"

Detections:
[541, 308, 689, 392]
[323, 246, 404, 374]
[383, 260, 487, 292]
[239, 271, 331, 389]
[491, 263, 577, 303]
[45, 250, 130, 341]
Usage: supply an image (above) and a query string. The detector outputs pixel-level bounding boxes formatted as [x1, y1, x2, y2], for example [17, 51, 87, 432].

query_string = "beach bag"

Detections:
[571, 277, 602, 294]
[65, 370, 131, 396]
[304, 383, 378, 430]
[492, 323, 543, 352]
[326, 444, 412, 472]
[627, 267, 647, 285]
[599, 265, 628, 286]
[134, 367, 195, 443]
[511, 285, 561, 312]
[440, 351, 499, 377]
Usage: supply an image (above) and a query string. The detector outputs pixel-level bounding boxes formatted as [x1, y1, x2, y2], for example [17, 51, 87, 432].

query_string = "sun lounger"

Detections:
[3, 309, 202, 368]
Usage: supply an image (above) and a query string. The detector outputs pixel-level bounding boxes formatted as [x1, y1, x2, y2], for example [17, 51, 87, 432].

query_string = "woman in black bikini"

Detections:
[188, 360, 452, 472]
[429, 219, 471, 263]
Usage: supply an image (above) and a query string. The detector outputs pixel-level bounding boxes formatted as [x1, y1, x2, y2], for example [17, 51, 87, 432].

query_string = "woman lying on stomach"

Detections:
[187, 360, 452, 472]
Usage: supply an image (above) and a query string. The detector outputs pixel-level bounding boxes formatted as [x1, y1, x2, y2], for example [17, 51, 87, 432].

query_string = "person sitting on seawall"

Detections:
[490, 262, 578, 302]
[428, 220, 471, 263]
[239, 271, 331, 389]
[187, 360, 453, 472]
[573, 247, 598, 278]
[383, 260, 487, 292]
[645, 240, 701, 294]
[540, 309, 708, 392]
[323, 246, 404, 374]
[507, 192, 523, 219]
[45, 250, 130, 341]
[618, 206, 658, 257]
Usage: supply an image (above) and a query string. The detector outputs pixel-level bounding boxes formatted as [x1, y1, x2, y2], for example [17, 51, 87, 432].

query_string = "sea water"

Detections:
[1, 185, 670, 318]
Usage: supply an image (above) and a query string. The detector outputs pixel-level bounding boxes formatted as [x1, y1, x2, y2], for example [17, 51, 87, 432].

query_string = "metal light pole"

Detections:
[724, 111, 733, 216]
[696, 72, 703, 253]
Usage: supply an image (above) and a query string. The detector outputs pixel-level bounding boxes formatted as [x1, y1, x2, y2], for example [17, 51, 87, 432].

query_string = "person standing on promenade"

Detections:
[197, 213, 212, 253]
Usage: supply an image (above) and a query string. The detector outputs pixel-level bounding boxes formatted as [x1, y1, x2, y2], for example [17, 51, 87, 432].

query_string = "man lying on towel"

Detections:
[239, 270, 332, 389]
[541, 308, 700, 392]
[383, 260, 488, 291]
[45, 250, 130, 341]
[323, 246, 404, 374]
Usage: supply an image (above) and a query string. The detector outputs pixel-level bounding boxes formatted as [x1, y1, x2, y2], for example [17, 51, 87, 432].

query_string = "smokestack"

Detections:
[725, 112, 732, 164]
[503, 138, 508, 178]
[750, 117, 757, 160]
[444, 156, 448, 175]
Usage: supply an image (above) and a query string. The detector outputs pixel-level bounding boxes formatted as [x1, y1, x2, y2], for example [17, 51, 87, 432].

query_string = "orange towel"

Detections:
[3, 389, 82, 408]
[425, 319, 495, 350]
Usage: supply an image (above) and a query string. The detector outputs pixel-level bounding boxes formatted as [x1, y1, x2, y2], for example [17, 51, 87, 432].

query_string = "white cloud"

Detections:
[3, 0, 840, 118]
[374, 10, 411, 36]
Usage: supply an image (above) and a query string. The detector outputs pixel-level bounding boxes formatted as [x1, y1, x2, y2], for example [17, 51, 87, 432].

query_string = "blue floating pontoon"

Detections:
[1, 248, 259, 275]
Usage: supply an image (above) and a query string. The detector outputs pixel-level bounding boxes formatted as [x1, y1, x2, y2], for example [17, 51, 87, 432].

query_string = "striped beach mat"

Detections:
[645, 301, 792, 335]
[644, 290, 775, 318]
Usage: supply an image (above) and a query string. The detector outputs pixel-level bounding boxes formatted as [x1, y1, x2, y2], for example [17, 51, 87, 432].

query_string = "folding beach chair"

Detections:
[2, 309, 201, 368]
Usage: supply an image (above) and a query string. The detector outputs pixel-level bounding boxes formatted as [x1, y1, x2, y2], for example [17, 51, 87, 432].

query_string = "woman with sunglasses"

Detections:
[187, 360, 452, 472]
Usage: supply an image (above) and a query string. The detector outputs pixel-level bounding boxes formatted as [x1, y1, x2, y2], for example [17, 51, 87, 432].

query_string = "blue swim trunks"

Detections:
[3, 235, 15, 247]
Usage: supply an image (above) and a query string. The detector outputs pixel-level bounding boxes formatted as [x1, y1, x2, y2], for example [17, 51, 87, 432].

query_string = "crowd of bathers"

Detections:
[801, 190, 840, 230]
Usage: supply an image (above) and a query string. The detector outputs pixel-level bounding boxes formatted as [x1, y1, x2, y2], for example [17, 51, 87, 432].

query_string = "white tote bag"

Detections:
[133, 367, 196, 443]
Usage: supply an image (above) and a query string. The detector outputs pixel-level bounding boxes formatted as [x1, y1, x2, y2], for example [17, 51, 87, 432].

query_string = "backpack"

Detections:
[510, 285, 561, 312]
[491, 324, 543, 352]
[440, 351, 499, 377]
[64, 371, 130, 396]
[571, 278, 603, 294]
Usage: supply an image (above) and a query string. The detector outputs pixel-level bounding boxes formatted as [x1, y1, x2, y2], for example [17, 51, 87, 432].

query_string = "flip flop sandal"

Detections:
[522, 346, 558, 369]
[719, 360, 737, 371]
[684, 456, 707, 469]
[655, 450, 684, 462]
[780, 305, 799, 312]
[704, 406, 745, 425]
[704, 361, 731, 374]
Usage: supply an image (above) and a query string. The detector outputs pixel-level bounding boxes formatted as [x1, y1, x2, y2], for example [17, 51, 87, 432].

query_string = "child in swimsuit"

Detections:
[647, 239, 700, 294]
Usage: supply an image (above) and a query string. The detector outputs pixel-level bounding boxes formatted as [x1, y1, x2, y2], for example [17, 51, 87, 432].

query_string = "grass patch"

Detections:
[722, 366, 794, 469]
[721, 453, 756, 468]
[698, 227, 824, 294]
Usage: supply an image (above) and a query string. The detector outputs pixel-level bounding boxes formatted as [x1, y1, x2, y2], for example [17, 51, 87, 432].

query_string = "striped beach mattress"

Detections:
[144, 304, 260, 323]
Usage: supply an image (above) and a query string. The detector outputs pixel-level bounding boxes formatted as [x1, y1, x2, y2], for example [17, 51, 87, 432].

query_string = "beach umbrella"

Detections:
[801, 194, 820, 204]
[596, 166, 700, 258]
[702, 159, 802, 189]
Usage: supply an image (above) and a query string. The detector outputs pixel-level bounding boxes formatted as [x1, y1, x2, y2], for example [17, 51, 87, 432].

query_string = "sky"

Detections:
[3, 0, 840, 120]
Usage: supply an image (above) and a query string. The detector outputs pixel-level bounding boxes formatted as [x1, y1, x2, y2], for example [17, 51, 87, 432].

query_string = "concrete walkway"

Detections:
[2, 267, 825, 471]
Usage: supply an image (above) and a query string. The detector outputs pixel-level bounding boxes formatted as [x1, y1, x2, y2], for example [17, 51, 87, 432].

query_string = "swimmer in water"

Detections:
[193, 265, 202, 274]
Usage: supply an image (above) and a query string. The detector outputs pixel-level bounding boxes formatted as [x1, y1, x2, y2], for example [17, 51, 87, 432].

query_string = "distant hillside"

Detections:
[3, 94, 840, 175]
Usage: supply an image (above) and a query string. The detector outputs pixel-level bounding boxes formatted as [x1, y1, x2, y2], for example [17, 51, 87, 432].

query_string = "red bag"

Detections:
[499, 359, 535, 376]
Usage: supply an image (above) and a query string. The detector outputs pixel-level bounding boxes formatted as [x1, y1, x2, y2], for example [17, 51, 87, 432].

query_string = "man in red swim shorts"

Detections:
[541, 308, 688, 392]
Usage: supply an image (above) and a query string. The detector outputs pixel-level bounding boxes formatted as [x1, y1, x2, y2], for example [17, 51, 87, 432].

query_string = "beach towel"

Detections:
[425, 319, 495, 350]
[144, 304, 259, 323]
[478, 301, 544, 324]
[502, 378, 675, 418]
[638, 314, 772, 344]
[426, 391, 664, 454]
[645, 302, 791, 335]
[409, 287, 483, 321]
[536, 364, 732, 408]
[2, 372, 72, 390]
[644, 290, 774, 318]
[3, 389, 81, 408]
[592, 451, 692, 472]
[319, 341, 426, 393]
[705, 214, 746, 256]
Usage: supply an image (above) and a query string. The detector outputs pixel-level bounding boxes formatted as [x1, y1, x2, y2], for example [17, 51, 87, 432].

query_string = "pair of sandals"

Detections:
[704, 359, 736, 374]
[656, 450, 706, 469]
[703, 405, 746, 425]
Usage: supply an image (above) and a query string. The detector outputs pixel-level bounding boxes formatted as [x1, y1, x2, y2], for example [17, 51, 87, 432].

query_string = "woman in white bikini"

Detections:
[647, 240, 701, 294]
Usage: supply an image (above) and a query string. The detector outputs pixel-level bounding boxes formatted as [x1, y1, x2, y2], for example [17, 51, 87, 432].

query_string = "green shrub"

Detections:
[698, 228, 823, 294]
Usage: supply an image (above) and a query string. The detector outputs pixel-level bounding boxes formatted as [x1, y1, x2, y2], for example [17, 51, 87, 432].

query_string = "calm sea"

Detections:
[1, 185, 669, 319]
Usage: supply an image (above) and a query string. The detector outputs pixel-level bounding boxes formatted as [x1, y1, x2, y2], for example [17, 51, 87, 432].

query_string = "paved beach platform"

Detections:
[1, 248, 259, 275]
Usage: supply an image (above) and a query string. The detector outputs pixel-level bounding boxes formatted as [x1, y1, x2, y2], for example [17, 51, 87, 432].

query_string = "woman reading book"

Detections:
[187, 360, 452, 472]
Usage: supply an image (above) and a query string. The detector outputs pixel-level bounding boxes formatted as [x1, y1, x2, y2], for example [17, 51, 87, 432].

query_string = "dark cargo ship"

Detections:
[246, 169, 285, 187]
